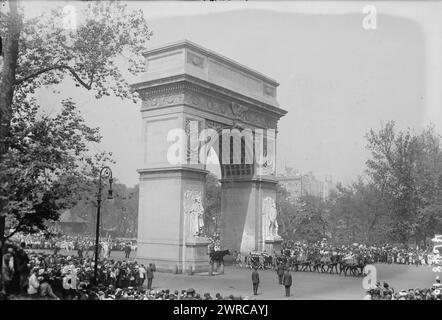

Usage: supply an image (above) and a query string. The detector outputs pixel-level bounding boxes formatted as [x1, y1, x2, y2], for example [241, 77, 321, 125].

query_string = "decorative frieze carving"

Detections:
[205, 120, 224, 131]
[184, 92, 232, 117]
[187, 52, 205, 68]
[141, 93, 184, 109]
[230, 102, 248, 121]
[139, 85, 277, 129]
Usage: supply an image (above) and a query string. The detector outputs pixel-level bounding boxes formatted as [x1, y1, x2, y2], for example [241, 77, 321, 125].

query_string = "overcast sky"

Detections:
[19, 1, 442, 187]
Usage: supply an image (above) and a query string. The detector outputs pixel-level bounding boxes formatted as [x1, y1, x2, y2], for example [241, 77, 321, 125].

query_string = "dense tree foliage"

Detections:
[365, 122, 442, 245]
[0, 0, 152, 238]
[0, 99, 112, 239]
[277, 122, 442, 246]
[68, 182, 139, 238]
[276, 185, 328, 243]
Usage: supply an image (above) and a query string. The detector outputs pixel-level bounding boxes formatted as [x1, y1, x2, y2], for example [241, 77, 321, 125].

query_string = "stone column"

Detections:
[137, 167, 210, 273]
[219, 177, 278, 255]
[135, 102, 210, 273]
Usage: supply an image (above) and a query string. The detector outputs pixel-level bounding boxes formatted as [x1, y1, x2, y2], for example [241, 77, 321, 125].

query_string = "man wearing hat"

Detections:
[432, 276, 442, 289]
[251, 267, 260, 295]
[146, 263, 155, 290]
[27, 267, 40, 299]
[2, 247, 15, 295]
[39, 274, 59, 300]
[276, 262, 285, 285]
[282, 268, 292, 297]
[124, 243, 131, 259]
[183, 288, 195, 300]
[138, 264, 146, 289]
[15, 242, 30, 295]
[62, 269, 76, 300]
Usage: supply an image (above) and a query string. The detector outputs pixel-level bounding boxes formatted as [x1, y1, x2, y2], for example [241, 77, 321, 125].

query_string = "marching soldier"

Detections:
[124, 243, 131, 259]
[146, 263, 155, 290]
[251, 267, 260, 295]
[432, 276, 442, 289]
[276, 263, 285, 285]
[283, 269, 292, 297]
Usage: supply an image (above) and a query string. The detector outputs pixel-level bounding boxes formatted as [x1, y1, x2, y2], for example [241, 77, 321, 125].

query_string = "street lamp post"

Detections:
[93, 166, 113, 286]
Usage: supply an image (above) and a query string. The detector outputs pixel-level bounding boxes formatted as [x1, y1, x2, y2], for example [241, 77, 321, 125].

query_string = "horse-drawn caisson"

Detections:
[208, 243, 370, 278]
[244, 251, 274, 270]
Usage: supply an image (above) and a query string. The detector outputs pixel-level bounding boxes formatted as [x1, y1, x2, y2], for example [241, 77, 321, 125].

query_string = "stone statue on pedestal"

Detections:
[263, 196, 280, 240]
[184, 190, 205, 238]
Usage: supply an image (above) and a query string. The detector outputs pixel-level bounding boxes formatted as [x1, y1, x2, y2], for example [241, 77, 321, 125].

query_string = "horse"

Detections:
[297, 254, 310, 272]
[209, 249, 230, 266]
[352, 255, 369, 277]
[319, 255, 332, 273]
[311, 254, 322, 273]
[339, 254, 366, 277]
[339, 255, 354, 276]
[326, 254, 340, 274]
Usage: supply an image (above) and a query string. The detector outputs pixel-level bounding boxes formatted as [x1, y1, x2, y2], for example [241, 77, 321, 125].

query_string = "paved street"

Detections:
[27, 249, 438, 300]
[148, 264, 438, 300]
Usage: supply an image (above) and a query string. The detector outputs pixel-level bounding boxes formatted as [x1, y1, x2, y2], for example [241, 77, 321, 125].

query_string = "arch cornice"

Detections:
[133, 75, 286, 129]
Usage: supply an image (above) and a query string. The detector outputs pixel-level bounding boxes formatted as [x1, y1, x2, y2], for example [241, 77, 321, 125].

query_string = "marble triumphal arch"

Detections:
[131, 40, 287, 273]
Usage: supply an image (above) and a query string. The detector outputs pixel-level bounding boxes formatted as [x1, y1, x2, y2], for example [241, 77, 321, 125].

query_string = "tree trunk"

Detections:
[0, 0, 21, 154]
[0, 215, 4, 290]
[0, 0, 21, 290]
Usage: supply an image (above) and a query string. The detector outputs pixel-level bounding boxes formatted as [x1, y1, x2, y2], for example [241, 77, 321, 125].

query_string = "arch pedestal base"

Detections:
[136, 167, 210, 274]
[264, 237, 283, 255]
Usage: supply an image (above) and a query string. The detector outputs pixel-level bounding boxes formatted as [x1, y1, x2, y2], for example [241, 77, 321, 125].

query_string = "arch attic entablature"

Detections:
[130, 39, 287, 130]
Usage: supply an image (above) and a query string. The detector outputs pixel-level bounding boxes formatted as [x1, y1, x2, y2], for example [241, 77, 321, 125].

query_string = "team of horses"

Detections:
[240, 250, 370, 277]
[277, 252, 370, 277]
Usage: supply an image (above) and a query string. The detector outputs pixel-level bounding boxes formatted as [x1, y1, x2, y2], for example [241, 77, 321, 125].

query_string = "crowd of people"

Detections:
[2, 234, 441, 300]
[233, 240, 436, 276]
[0, 242, 244, 300]
[363, 277, 442, 300]
[9, 233, 137, 254]
[279, 239, 434, 266]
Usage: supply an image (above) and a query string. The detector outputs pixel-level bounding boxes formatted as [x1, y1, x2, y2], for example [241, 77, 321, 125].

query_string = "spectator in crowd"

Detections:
[138, 264, 146, 289]
[39, 274, 60, 300]
[276, 262, 284, 285]
[1, 243, 246, 300]
[146, 263, 155, 290]
[2, 248, 15, 295]
[182, 288, 195, 300]
[251, 267, 259, 296]
[364, 280, 441, 300]
[283, 268, 292, 297]
[432, 276, 441, 289]
[27, 267, 40, 298]
[15, 242, 30, 295]
[124, 243, 131, 259]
